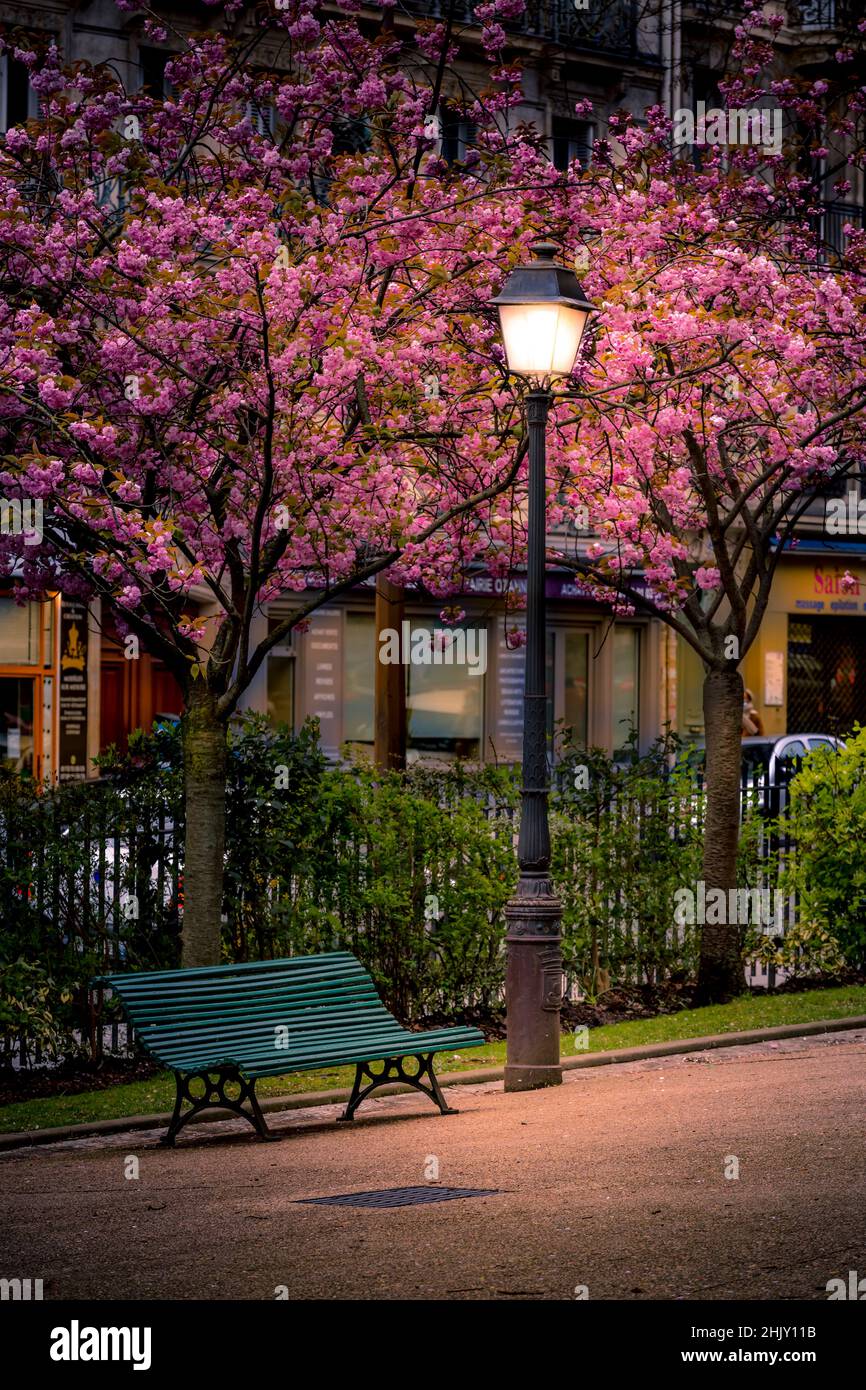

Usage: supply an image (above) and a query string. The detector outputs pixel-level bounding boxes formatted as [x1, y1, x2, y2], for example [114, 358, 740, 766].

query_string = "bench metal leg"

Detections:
[160, 1068, 275, 1146]
[337, 1053, 458, 1123]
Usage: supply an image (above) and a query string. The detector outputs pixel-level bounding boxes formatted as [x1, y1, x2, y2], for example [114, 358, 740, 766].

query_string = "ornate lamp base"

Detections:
[504, 871, 563, 1092]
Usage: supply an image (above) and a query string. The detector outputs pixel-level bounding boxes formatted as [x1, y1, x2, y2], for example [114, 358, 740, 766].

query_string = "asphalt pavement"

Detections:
[2, 1030, 864, 1301]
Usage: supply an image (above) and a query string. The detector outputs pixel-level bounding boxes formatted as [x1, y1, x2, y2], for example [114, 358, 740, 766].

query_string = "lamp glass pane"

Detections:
[497, 303, 587, 376]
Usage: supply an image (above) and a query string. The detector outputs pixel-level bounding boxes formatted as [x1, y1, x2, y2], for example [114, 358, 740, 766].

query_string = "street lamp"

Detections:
[491, 241, 595, 1091]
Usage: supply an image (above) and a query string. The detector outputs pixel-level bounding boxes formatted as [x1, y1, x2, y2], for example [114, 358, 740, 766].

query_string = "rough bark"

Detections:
[696, 666, 746, 1003]
[180, 686, 228, 968]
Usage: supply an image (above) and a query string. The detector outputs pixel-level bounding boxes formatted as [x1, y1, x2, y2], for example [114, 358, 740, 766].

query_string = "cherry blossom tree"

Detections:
[4, 0, 864, 1000]
[548, 113, 866, 1000]
[0, 4, 549, 965]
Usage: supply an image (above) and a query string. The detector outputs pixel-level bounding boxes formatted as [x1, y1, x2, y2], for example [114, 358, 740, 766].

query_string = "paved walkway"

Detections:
[2, 1031, 865, 1300]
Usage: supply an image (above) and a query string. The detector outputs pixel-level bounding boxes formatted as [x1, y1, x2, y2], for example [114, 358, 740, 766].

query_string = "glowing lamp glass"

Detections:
[497, 302, 589, 378]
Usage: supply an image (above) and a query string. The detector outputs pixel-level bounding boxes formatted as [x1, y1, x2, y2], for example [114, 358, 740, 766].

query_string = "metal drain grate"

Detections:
[296, 1185, 499, 1209]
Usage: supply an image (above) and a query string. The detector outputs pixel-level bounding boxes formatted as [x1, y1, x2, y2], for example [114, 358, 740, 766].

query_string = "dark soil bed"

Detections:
[421, 969, 866, 1042]
[0, 1057, 160, 1107]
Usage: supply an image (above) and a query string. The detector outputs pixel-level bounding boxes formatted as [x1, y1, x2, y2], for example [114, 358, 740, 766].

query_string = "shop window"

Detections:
[344, 612, 375, 745]
[267, 655, 294, 730]
[563, 630, 589, 746]
[612, 627, 640, 755]
[0, 596, 40, 664]
[342, 612, 484, 759]
[265, 617, 295, 731]
[546, 626, 590, 754]
[0, 675, 35, 774]
[406, 618, 484, 760]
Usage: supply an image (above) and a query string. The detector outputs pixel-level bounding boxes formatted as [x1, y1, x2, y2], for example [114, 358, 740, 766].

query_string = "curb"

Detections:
[2, 1012, 864, 1152]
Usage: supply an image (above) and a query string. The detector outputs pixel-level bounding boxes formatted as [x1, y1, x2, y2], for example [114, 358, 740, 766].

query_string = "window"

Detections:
[551, 118, 593, 172]
[0, 53, 39, 132]
[0, 676, 35, 774]
[546, 626, 590, 753]
[0, 596, 41, 664]
[798, 1, 836, 26]
[246, 100, 274, 137]
[332, 117, 370, 156]
[267, 657, 294, 729]
[140, 48, 172, 99]
[406, 618, 484, 760]
[266, 619, 295, 730]
[341, 612, 484, 759]
[440, 106, 477, 165]
[563, 630, 589, 746]
[344, 612, 375, 745]
[612, 627, 640, 755]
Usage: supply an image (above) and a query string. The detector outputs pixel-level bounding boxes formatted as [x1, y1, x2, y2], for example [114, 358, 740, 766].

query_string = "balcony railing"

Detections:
[686, 0, 850, 23]
[796, 0, 838, 26]
[402, 0, 658, 61]
[817, 200, 864, 262]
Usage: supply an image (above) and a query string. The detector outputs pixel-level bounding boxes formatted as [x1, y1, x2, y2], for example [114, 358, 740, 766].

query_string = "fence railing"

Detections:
[1, 754, 805, 1069]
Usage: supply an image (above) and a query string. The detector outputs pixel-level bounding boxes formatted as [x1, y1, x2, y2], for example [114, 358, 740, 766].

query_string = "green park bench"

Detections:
[92, 952, 486, 1146]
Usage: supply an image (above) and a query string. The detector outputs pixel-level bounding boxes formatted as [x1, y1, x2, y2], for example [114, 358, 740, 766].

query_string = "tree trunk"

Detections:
[696, 666, 745, 1003]
[180, 687, 227, 967]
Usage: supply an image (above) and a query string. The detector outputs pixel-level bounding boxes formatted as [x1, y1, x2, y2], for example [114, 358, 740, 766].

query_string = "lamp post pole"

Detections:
[503, 386, 563, 1092]
[490, 239, 594, 1092]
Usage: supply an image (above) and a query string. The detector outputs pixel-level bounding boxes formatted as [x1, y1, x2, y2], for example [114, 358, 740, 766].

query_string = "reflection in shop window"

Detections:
[267, 655, 294, 730]
[612, 627, 640, 755]
[0, 597, 40, 664]
[342, 613, 485, 759]
[406, 618, 483, 760]
[344, 613, 375, 745]
[0, 676, 35, 775]
[564, 631, 589, 748]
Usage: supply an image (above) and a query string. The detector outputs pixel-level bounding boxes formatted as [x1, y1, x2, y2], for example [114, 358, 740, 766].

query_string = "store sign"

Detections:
[793, 565, 866, 615]
[304, 609, 341, 756]
[59, 600, 88, 781]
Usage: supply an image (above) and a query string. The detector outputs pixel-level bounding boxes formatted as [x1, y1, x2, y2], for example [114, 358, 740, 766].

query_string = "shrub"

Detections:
[779, 730, 866, 970]
[0, 958, 72, 1065]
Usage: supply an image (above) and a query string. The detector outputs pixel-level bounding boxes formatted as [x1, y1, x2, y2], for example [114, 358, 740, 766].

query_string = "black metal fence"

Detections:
[1, 756, 806, 1070]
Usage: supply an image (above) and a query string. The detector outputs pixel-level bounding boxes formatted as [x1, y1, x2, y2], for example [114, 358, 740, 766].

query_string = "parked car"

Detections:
[681, 733, 843, 824]
[740, 734, 842, 784]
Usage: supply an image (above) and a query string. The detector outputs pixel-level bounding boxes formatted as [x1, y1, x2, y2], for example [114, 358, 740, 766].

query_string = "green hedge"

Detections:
[0, 718, 723, 1056]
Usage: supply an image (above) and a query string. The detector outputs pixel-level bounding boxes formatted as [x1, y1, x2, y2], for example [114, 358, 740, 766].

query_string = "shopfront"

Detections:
[261, 572, 662, 763]
[0, 592, 57, 781]
[721, 549, 866, 740]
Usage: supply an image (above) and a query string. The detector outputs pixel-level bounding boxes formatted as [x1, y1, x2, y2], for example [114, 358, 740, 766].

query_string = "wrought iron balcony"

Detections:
[401, 0, 659, 61]
[685, 0, 849, 22]
[796, 0, 840, 25]
[817, 200, 865, 261]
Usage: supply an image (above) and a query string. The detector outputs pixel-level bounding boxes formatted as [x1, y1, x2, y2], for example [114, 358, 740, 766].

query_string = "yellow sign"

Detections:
[60, 621, 85, 672]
